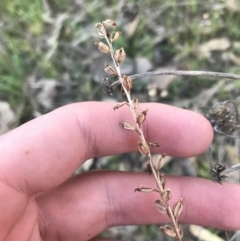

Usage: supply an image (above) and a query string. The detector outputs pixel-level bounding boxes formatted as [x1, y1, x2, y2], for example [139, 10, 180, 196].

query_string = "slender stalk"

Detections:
[110, 70, 240, 89]
[107, 33, 183, 241]
[96, 20, 184, 241]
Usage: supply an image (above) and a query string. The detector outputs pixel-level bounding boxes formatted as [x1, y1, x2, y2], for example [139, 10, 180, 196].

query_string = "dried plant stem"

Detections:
[110, 70, 240, 89]
[96, 20, 184, 241]
[108, 32, 182, 241]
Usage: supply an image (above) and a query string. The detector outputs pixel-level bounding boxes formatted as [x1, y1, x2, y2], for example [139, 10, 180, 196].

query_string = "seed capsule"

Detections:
[138, 141, 150, 155]
[95, 22, 107, 38]
[114, 48, 126, 64]
[104, 63, 118, 77]
[119, 121, 136, 131]
[103, 19, 117, 28]
[122, 75, 133, 92]
[136, 109, 148, 126]
[95, 42, 110, 53]
[110, 31, 121, 42]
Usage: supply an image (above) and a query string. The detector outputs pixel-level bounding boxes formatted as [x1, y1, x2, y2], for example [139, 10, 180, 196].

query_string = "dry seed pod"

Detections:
[134, 185, 157, 193]
[110, 31, 121, 42]
[95, 42, 110, 53]
[138, 141, 150, 155]
[148, 142, 160, 147]
[114, 48, 126, 64]
[136, 109, 148, 126]
[95, 23, 107, 38]
[161, 188, 172, 202]
[119, 121, 136, 131]
[173, 198, 184, 218]
[155, 200, 167, 214]
[132, 98, 139, 109]
[103, 19, 117, 28]
[156, 155, 164, 170]
[160, 225, 176, 238]
[104, 63, 118, 77]
[122, 75, 133, 92]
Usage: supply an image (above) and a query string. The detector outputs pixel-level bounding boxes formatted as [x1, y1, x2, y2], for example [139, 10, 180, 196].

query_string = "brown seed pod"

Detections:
[104, 63, 118, 77]
[110, 31, 121, 42]
[122, 75, 133, 92]
[161, 189, 172, 202]
[156, 154, 164, 170]
[138, 141, 150, 155]
[114, 48, 126, 64]
[103, 19, 117, 28]
[134, 185, 157, 193]
[136, 109, 148, 126]
[132, 98, 139, 109]
[160, 225, 177, 238]
[155, 200, 167, 214]
[119, 121, 136, 131]
[95, 42, 110, 53]
[95, 23, 107, 38]
[173, 198, 184, 218]
[148, 142, 160, 147]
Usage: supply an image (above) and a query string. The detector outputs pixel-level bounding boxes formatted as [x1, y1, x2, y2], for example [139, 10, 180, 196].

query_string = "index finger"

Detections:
[0, 102, 213, 194]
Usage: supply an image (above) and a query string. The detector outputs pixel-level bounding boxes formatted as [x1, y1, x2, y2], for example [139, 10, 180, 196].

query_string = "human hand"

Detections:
[0, 102, 240, 241]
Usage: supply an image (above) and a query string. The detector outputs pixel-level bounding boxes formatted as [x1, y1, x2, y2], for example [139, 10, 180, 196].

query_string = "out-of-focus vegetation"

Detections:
[1, 0, 240, 240]
[1, 0, 240, 123]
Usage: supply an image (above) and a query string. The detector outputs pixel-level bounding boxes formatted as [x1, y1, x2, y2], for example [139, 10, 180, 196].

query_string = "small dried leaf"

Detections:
[173, 198, 184, 218]
[160, 225, 176, 238]
[104, 63, 118, 77]
[161, 188, 172, 202]
[122, 75, 133, 92]
[119, 121, 136, 131]
[110, 31, 121, 42]
[138, 141, 150, 155]
[95, 42, 110, 53]
[95, 23, 107, 38]
[114, 48, 126, 64]
[103, 19, 117, 28]
[155, 200, 167, 214]
[136, 109, 148, 127]
[148, 142, 160, 147]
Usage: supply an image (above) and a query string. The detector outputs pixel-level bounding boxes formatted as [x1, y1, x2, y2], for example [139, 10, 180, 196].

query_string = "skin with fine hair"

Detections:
[0, 102, 240, 241]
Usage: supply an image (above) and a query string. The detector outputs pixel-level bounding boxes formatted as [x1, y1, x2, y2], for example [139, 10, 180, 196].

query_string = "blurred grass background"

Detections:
[1, 0, 240, 240]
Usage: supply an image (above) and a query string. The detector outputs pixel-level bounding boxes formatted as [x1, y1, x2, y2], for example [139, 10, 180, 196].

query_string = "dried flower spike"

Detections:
[114, 48, 126, 64]
[104, 63, 118, 77]
[95, 42, 110, 53]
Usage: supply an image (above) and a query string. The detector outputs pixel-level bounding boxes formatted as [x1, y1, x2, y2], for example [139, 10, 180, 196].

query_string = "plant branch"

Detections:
[110, 70, 240, 89]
